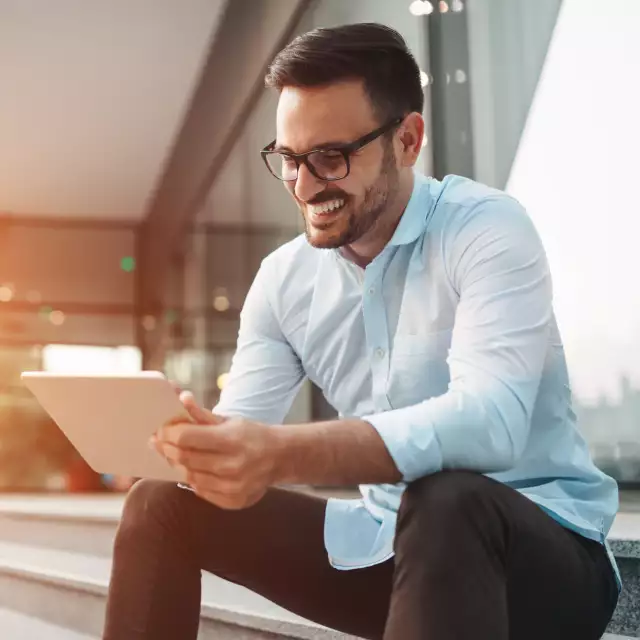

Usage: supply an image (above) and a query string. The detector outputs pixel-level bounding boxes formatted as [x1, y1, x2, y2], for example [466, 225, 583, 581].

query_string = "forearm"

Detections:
[270, 418, 403, 487]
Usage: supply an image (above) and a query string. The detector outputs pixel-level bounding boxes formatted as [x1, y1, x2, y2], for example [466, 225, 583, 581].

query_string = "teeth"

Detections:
[309, 199, 345, 215]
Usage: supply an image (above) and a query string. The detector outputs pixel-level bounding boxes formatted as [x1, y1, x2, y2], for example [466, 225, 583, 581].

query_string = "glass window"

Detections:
[426, 0, 640, 485]
[42, 344, 142, 374]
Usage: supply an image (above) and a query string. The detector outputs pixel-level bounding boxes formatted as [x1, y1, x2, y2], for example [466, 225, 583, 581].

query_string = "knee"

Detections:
[400, 470, 498, 526]
[396, 472, 511, 569]
[117, 479, 185, 538]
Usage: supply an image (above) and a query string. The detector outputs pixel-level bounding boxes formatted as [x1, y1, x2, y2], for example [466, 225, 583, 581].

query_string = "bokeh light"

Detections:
[213, 295, 230, 312]
[39, 305, 53, 319]
[120, 256, 136, 273]
[49, 310, 66, 326]
[0, 285, 13, 302]
[409, 1, 434, 16]
[216, 372, 229, 390]
[142, 315, 156, 331]
[164, 309, 178, 325]
[455, 69, 467, 83]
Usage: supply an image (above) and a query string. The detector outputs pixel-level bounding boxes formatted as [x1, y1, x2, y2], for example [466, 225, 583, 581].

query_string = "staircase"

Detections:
[0, 494, 637, 639]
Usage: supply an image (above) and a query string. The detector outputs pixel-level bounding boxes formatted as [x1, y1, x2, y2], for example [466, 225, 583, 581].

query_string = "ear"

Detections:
[396, 112, 425, 167]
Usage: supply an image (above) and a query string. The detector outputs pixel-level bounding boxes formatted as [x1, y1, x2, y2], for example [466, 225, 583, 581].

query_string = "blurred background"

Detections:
[0, 0, 638, 493]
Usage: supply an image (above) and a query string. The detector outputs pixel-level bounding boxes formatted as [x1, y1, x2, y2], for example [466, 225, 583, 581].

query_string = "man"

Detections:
[103, 23, 620, 640]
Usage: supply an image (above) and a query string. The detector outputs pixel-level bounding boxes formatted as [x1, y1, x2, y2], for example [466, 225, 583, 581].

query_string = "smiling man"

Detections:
[264, 89, 409, 263]
[103, 23, 621, 640]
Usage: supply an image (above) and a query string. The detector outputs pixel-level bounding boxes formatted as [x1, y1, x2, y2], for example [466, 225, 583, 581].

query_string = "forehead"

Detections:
[275, 80, 378, 152]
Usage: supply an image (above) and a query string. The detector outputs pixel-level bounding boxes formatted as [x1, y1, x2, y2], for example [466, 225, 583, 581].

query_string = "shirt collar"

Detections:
[387, 170, 432, 247]
[331, 170, 433, 265]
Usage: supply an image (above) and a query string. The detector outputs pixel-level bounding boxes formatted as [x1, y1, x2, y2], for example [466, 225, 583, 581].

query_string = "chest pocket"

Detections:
[387, 328, 453, 409]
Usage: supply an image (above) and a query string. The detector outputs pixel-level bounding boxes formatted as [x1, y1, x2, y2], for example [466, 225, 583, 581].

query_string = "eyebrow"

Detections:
[273, 139, 351, 154]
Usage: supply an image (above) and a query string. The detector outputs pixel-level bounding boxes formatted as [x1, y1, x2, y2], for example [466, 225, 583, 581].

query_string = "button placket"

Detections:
[362, 259, 393, 411]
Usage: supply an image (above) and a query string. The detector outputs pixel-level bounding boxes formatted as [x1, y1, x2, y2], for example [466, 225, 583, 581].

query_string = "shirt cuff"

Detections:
[363, 405, 444, 482]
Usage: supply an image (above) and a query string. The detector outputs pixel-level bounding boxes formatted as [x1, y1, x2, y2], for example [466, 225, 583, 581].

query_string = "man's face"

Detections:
[275, 80, 400, 249]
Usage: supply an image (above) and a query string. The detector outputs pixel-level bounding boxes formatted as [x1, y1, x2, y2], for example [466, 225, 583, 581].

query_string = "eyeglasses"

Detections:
[260, 116, 404, 182]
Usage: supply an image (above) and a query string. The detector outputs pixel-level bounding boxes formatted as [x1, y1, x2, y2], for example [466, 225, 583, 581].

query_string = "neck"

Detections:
[341, 170, 414, 268]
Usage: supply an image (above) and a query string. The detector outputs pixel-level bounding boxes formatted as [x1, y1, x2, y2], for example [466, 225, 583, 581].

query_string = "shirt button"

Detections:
[375, 347, 386, 359]
[368, 286, 375, 295]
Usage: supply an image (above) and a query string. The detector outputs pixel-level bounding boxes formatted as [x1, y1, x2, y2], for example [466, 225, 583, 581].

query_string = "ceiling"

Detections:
[0, 0, 225, 220]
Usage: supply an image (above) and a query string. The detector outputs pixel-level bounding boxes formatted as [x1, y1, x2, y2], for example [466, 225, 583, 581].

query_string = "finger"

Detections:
[164, 412, 193, 427]
[179, 391, 225, 426]
[148, 433, 162, 455]
[187, 470, 241, 493]
[187, 471, 267, 506]
[179, 391, 210, 423]
[163, 392, 214, 428]
[191, 484, 265, 511]
[157, 443, 237, 475]
[157, 423, 238, 452]
[149, 435, 178, 465]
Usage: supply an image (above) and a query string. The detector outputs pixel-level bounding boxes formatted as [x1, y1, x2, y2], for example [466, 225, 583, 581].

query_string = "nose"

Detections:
[294, 162, 325, 204]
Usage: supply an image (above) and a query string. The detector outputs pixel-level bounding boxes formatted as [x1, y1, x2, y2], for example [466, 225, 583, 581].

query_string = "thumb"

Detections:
[179, 391, 224, 425]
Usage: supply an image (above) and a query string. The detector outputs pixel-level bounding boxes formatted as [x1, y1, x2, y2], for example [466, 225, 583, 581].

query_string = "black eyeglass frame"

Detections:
[260, 116, 405, 182]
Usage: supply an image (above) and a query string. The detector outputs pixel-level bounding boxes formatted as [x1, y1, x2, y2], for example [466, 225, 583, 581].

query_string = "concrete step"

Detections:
[0, 540, 354, 639]
[0, 607, 96, 640]
[0, 495, 637, 639]
[0, 495, 121, 558]
[0, 538, 632, 640]
[605, 512, 640, 638]
[0, 494, 638, 563]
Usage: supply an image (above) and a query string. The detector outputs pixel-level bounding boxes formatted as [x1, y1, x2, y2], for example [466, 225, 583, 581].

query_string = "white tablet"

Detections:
[21, 371, 191, 482]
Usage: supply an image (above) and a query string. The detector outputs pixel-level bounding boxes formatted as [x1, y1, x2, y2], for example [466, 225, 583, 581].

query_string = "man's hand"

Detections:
[151, 393, 280, 510]
[153, 388, 402, 506]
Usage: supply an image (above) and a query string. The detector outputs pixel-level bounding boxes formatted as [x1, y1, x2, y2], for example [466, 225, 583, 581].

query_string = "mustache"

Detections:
[306, 192, 348, 206]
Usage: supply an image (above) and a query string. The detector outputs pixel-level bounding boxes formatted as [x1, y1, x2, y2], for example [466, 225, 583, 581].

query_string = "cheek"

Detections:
[345, 158, 382, 193]
[331, 176, 362, 202]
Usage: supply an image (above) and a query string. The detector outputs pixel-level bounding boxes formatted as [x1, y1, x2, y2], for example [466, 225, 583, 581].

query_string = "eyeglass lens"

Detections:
[267, 149, 348, 181]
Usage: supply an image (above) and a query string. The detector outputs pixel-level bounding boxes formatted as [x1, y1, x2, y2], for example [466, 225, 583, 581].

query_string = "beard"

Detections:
[301, 142, 400, 250]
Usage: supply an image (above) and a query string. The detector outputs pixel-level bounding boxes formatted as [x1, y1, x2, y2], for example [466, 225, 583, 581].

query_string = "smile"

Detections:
[308, 198, 346, 216]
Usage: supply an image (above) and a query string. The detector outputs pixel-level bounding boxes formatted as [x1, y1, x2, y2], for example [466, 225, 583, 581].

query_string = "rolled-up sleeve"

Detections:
[213, 258, 305, 424]
[364, 197, 553, 482]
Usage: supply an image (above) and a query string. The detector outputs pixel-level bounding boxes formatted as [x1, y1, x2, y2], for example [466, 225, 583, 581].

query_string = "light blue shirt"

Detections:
[215, 171, 621, 587]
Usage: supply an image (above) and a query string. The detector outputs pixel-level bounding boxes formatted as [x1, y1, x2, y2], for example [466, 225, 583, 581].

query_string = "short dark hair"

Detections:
[265, 23, 424, 122]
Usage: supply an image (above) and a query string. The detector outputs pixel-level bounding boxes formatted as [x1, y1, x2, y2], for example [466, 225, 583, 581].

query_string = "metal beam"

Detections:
[137, 0, 313, 366]
[139, 0, 312, 310]
[426, 6, 475, 180]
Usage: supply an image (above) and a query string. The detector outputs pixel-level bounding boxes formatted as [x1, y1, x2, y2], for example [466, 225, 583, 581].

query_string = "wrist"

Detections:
[266, 423, 294, 485]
